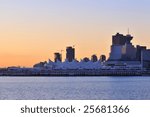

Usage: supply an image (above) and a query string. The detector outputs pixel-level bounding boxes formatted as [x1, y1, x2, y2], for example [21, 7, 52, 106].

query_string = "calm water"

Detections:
[0, 76, 150, 100]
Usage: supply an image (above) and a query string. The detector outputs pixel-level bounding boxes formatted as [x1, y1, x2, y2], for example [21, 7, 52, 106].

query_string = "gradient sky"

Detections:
[0, 0, 150, 67]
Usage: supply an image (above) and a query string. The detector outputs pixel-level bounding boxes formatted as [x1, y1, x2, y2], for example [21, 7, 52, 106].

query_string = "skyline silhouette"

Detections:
[0, 0, 150, 67]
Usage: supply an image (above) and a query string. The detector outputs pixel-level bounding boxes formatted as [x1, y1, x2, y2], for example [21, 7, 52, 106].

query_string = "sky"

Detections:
[0, 0, 150, 67]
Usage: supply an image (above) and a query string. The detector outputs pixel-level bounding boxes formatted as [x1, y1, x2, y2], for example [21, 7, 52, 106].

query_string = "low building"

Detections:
[83, 57, 90, 62]
[100, 55, 106, 62]
[33, 61, 47, 68]
[91, 55, 98, 62]
[105, 61, 141, 69]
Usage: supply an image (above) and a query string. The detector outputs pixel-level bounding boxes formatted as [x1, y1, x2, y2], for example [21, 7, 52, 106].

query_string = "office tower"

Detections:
[109, 33, 128, 60]
[54, 52, 62, 62]
[112, 33, 133, 45]
[121, 43, 137, 60]
[136, 45, 147, 61]
[109, 33, 136, 61]
[142, 49, 150, 68]
[91, 55, 98, 62]
[66, 46, 75, 62]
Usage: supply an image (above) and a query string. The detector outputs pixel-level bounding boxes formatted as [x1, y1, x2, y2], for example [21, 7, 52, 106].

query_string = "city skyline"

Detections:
[0, 0, 150, 67]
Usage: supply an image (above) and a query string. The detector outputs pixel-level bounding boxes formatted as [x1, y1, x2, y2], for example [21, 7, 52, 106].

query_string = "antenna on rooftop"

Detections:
[128, 28, 130, 35]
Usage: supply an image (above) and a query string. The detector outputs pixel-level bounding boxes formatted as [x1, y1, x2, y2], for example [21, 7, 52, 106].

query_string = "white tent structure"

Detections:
[45, 59, 102, 70]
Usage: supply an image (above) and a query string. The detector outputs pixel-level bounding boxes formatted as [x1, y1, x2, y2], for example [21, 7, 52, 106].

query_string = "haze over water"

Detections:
[0, 76, 150, 100]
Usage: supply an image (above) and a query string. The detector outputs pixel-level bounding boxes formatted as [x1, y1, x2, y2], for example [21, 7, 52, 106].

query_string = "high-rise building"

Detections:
[142, 49, 150, 68]
[109, 45, 123, 60]
[91, 55, 98, 62]
[121, 43, 137, 60]
[112, 33, 133, 45]
[109, 33, 128, 60]
[136, 45, 147, 61]
[54, 52, 62, 62]
[109, 33, 136, 61]
[66, 46, 75, 62]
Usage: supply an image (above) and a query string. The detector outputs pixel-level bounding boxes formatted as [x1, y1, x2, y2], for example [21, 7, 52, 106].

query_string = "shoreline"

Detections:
[0, 69, 150, 76]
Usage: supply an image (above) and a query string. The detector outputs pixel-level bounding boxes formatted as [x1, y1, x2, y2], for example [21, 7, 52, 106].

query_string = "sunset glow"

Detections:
[0, 0, 150, 67]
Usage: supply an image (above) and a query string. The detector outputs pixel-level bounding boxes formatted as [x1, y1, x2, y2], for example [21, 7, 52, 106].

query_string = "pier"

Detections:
[0, 68, 148, 76]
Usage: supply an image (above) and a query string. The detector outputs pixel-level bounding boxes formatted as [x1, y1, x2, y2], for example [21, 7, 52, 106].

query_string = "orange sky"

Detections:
[0, 0, 150, 67]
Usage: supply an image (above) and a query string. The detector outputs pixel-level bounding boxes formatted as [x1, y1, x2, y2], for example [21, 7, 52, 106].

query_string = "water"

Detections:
[0, 76, 150, 100]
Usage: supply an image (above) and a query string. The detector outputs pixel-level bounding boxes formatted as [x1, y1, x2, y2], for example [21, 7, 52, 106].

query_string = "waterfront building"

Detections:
[106, 61, 141, 69]
[100, 55, 106, 62]
[109, 33, 127, 60]
[44, 59, 54, 69]
[112, 33, 129, 45]
[109, 45, 123, 60]
[66, 46, 75, 62]
[33, 61, 47, 68]
[142, 49, 150, 68]
[136, 45, 147, 61]
[121, 42, 137, 60]
[83, 57, 90, 62]
[121, 34, 136, 60]
[91, 55, 98, 62]
[54, 52, 62, 62]
[32, 32, 150, 71]
[109, 33, 136, 61]
[107, 32, 144, 68]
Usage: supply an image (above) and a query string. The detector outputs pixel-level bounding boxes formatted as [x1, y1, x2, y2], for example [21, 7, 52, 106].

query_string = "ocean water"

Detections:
[0, 76, 150, 100]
